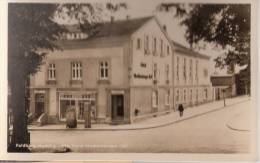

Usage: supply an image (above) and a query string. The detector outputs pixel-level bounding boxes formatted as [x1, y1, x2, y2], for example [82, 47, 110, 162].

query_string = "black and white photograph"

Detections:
[0, 0, 258, 161]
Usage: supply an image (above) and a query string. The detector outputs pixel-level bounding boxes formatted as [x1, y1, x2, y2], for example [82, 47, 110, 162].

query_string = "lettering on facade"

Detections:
[140, 62, 147, 68]
[133, 73, 152, 79]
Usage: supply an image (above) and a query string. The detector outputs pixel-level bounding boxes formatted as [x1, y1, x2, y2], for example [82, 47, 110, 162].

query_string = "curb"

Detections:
[28, 99, 250, 132]
[226, 123, 250, 132]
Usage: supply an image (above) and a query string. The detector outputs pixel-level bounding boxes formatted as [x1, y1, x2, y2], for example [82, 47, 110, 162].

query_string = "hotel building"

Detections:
[29, 16, 174, 124]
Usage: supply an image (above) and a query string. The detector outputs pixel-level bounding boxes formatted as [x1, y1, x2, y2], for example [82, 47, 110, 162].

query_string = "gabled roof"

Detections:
[87, 16, 153, 39]
[172, 41, 210, 60]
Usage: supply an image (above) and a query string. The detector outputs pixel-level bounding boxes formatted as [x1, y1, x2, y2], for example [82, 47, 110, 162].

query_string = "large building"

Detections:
[29, 16, 174, 124]
[29, 16, 213, 125]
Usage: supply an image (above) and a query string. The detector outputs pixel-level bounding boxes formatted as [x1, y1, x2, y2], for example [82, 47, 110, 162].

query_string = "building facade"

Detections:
[172, 42, 213, 109]
[210, 75, 237, 100]
[29, 16, 174, 124]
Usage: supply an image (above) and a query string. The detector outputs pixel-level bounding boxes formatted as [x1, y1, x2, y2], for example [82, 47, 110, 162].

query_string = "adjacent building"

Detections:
[172, 42, 213, 109]
[211, 74, 237, 100]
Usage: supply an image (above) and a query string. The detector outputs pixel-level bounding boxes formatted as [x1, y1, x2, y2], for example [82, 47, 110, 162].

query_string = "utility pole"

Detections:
[222, 89, 226, 107]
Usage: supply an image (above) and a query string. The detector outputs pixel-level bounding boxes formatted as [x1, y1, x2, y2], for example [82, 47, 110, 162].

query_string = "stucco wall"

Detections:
[130, 19, 173, 87]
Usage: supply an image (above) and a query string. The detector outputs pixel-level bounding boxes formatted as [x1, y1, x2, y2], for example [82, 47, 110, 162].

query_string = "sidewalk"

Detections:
[28, 95, 250, 131]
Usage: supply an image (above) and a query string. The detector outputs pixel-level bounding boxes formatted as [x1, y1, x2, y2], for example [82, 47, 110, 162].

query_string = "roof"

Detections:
[58, 16, 153, 49]
[210, 75, 235, 86]
[88, 16, 153, 39]
[172, 41, 210, 60]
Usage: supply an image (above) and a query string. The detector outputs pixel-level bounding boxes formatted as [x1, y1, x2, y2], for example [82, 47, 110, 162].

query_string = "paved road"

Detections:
[30, 100, 251, 153]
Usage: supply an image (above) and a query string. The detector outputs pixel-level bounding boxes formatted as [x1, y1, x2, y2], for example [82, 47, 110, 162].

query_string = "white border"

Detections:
[0, 0, 259, 161]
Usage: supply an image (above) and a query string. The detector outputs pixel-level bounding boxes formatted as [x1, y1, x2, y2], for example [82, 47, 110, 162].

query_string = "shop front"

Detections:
[58, 91, 97, 122]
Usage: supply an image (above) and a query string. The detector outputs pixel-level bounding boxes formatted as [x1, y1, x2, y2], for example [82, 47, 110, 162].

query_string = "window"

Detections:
[190, 59, 193, 80]
[204, 88, 208, 100]
[153, 37, 157, 55]
[196, 89, 199, 101]
[167, 45, 170, 55]
[153, 63, 158, 80]
[144, 35, 149, 54]
[183, 89, 186, 103]
[195, 60, 198, 81]
[60, 99, 76, 119]
[71, 62, 82, 80]
[176, 90, 179, 102]
[204, 68, 208, 77]
[137, 38, 141, 50]
[100, 61, 109, 80]
[48, 63, 56, 80]
[190, 89, 193, 101]
[183, 58, 187, 81]
[165, 64, 169, 81]
[160, 39, 164, 56]
[176, 57, 179, 81]
[165, 90, 170, 105]
[152, 90, 158, 108]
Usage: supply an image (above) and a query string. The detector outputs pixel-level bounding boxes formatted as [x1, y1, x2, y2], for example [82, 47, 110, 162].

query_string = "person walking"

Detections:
[178, 104, 184, 117]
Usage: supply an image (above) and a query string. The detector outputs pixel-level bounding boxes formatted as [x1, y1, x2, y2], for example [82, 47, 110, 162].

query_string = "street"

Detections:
[30, 99, 251, 153]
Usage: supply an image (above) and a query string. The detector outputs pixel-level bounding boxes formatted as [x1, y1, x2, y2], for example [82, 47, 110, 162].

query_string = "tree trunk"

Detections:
[8, 71, 30, 152]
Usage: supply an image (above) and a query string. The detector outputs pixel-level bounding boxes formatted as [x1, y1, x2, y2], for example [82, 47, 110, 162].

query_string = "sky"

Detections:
[57, 0, 241, 75]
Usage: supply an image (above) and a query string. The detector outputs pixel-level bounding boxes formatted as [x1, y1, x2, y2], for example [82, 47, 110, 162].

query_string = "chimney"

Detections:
[126, 15, 130, 20]
[110, 16, 114, 23]
[163, 25, 167, 32]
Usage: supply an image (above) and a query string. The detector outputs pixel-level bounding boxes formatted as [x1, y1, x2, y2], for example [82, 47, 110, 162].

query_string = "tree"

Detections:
[158, 3, 251, 93]
[8, 3, 126, 152]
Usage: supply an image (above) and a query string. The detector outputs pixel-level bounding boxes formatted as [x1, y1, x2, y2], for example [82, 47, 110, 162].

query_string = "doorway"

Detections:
[35, 93, 45, 119]
[111, 95, 124, 120]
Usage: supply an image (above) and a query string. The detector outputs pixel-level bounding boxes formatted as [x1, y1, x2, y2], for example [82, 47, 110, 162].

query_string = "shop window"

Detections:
[100, 61, 109, 80]
[60, 99, 76, 120]
[71, 61, 82, 80]
[152, 90, 158, 108]
[48, 63, 56, 80]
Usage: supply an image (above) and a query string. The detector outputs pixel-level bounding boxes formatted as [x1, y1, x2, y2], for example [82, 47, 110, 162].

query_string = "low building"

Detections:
[210, 75, 236, 100]
[29, 16, 174, 124]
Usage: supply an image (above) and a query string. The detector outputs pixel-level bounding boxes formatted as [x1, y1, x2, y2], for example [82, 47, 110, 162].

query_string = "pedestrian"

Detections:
[178, 104, 184, 117]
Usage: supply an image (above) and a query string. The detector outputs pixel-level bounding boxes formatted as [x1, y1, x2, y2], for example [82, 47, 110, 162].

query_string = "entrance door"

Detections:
[35, 93, 45, 119]
[111, 95, 124, 120]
